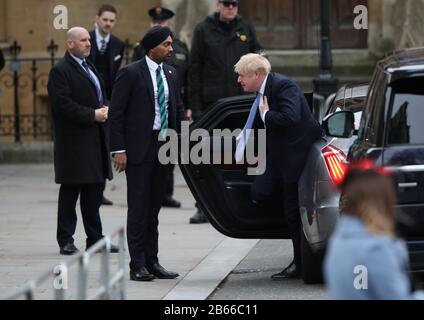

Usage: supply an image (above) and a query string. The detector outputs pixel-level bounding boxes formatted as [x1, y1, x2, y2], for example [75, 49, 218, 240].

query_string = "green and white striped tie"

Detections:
[156, 66, 168, 140]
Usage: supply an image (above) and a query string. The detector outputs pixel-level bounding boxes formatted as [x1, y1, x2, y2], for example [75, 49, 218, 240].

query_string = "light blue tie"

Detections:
[235, 93, 262, 162]
[82, 60, 104, 106]
[156, 66, 168, 139]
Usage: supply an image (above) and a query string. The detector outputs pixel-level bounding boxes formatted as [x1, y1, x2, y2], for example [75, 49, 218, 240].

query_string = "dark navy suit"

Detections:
[88, 31, 125, 100]
[251, 72, 321, 267]
[109, 58, 186, 270]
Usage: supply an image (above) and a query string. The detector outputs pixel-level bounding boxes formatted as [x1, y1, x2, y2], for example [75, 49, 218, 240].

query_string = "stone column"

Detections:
[368, 0, 383, 55]
[397, 0, 424, 48]
[368, 0, 424, 56]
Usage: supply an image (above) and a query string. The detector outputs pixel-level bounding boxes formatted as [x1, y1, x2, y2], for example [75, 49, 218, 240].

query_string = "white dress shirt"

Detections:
[236, 74, 269, 143]
[145, 56, 170, 130]
[258, 73, 269, 123]
[111, 57, 171, 155]
[95, 27, 110, 52]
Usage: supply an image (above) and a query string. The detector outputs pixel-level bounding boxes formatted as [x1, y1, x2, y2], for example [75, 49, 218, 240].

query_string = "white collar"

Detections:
[258, 73, 269, 96]
[69, 53, 85, 66]
[146, 55, 163, 72]
[95, 26, 111, 43]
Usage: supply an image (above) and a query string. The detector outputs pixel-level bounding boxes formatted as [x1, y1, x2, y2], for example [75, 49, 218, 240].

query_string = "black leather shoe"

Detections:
[60, 243, 80, 255]
[189, 210, 208, 224]
[101, 196, 113, 206]
[271, 262, 301, 280]
[146, 263, 179, 279]
[162, 196, 181, 208]
[130, 267, 155, 282]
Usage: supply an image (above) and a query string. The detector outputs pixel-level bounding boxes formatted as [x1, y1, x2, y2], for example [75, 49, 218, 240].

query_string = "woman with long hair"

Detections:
[324, 165, 424, 299]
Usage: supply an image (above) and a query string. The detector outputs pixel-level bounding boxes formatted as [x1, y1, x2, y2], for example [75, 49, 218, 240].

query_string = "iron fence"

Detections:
[0, 39, 134, 142]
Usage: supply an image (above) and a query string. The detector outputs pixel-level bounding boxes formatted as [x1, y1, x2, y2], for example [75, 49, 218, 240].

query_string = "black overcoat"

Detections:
[47, 51, 113, 184]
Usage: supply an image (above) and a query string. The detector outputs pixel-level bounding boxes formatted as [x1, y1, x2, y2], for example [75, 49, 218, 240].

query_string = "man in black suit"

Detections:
[234, 53, 322, 280]
[132, 6, 190, 209]
[109, 26, 186, 281]
[47, 27, 118, 255]
[88, 4, 125, 206]
[88, 4, 125, 101]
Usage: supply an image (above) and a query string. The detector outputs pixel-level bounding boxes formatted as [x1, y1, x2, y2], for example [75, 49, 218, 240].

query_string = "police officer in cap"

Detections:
[132, 6, 190, 209]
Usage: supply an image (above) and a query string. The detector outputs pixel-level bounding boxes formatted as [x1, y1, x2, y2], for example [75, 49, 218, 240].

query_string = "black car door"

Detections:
[179, 95, 291, 239]
[382, 77, 424, 238]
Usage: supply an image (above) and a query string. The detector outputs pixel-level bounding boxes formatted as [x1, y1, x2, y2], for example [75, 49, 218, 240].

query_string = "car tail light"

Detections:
[322, 145, 348, 185]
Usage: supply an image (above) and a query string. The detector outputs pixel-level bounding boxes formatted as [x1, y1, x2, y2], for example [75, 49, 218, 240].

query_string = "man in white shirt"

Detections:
[234, 53, 321, 280]
[88, 4, 125, 206]
[109, 26, 187, 282]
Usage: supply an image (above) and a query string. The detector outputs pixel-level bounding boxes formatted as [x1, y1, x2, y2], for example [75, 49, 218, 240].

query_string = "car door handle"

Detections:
[398, 182, 418, 188]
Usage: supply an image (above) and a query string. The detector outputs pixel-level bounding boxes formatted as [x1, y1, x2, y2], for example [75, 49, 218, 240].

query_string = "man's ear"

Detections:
[66, 39, 73, 49]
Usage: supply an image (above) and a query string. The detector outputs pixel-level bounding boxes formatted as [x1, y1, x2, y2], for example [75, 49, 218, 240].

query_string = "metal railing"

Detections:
[1, 226, 127, 300]
[0, 39, 134, 142]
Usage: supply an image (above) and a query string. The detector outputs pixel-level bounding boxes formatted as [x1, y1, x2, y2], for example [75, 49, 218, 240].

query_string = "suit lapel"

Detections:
[90, 31, 97, 61]
[164, 65, 177, 128]
[65, 52, 96, 91]
[139, 58, 155, 110]
[163, 65, 175, 110]
[264, 73, 273, 108]
[85, 59, 106, 97]
[108, 36, 116, 79]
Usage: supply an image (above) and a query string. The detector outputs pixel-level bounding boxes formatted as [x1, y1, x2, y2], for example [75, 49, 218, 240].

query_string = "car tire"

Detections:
[301, 229, 324, 284]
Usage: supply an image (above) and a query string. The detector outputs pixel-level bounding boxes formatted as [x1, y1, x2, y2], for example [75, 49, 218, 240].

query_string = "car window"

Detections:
[358, 71, 381, 140]
[358, 71, 387, 144]
[327, 85, 367, 116]
[354, 112, 363, 130]
[387, 77, 424, 145]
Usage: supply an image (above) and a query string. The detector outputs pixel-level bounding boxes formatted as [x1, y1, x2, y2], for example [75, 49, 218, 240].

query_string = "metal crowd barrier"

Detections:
[1, 226, 126, 300]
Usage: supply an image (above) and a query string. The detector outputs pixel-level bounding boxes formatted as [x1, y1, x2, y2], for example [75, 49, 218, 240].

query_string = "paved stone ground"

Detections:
[210, 239, 330, 300]
[0, 164, 226, 300]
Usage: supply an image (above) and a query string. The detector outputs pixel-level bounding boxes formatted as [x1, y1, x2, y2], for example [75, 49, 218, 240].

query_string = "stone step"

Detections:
[267, 49, 375, 90]
[0, 142, 53, 163]
[269, 49, 375, 73]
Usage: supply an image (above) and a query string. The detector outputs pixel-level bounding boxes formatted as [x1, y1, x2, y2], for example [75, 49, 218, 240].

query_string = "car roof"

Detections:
[329, 83, 368, 114]
[334, 83, 368, 102]
[377, 47, 424, 79]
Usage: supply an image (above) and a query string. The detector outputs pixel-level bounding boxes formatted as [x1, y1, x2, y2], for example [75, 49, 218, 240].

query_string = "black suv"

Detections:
[325, 47, 424, 271]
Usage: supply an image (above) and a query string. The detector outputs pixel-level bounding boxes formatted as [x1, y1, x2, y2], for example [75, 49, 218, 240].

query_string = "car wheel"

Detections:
[301, 228, 324, 284]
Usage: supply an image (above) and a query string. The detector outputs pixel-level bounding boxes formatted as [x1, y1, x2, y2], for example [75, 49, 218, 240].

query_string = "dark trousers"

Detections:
[126, 134, 169, 270]
[165, 164, 175, 198]
[251, 160, 302, 267]
[57, 183, 103, 247]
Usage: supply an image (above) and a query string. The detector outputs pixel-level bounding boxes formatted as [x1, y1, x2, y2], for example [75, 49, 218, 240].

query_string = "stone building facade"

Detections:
[0, 0, 423, 143]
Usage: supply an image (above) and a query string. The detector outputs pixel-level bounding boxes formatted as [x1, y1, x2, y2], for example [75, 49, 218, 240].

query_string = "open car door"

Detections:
[178, 94, 305, 239]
